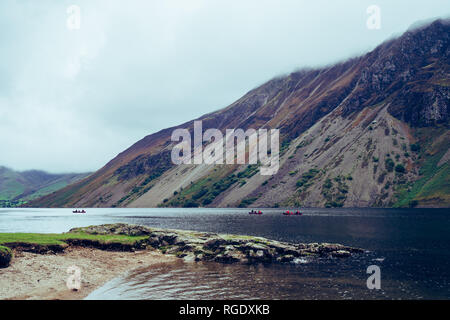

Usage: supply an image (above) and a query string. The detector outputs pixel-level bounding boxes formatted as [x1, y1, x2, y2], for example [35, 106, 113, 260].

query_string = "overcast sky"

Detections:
[0, 0, 448, 173]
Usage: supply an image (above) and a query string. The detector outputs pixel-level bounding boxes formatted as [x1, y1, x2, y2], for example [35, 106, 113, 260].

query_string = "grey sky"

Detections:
[0, 0, 449, 173]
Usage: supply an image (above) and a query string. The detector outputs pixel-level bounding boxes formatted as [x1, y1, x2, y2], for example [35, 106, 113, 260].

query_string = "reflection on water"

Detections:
[86, 257, 430, 300]
[1, 208, 449, 299]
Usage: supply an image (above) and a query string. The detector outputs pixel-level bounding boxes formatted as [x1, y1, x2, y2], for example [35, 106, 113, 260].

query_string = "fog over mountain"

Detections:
[0, 0, 448, 173]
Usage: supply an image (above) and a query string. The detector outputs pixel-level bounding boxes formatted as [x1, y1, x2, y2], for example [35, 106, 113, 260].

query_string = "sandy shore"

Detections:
[0, 247, 177, 300]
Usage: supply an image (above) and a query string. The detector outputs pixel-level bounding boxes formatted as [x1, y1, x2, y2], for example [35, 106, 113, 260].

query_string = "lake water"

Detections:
[1, 208, 449, 299]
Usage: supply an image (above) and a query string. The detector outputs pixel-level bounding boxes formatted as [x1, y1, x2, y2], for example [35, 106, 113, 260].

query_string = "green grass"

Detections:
[416, 163, 449, 198]
[0, 232, 148, 247]
[394, 160, 449, 207]
[0, 245, 12, 255]
[0, 168, 90, 207]
[22, 180, 68, 201]
[393, 126, 450, 207]
[0, 180, 25, 200]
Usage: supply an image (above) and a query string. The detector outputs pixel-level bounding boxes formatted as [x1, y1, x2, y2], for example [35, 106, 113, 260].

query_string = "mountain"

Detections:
[28, 19, 450, 209]
[0, 167, 90, 207]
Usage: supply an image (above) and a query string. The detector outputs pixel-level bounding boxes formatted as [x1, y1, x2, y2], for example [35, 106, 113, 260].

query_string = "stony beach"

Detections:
[0, 223, 364, 299]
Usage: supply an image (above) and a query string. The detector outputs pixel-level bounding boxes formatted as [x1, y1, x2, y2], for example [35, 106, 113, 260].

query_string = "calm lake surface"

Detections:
[1, 208, 449, 299]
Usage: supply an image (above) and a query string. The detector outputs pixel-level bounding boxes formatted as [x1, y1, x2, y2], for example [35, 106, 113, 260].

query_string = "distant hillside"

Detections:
[28, 19, 449, 209]
[0, 167, 90, 207]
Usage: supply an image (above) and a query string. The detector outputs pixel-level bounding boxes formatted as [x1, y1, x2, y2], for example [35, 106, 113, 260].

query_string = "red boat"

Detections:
[283, 210, 302, 216]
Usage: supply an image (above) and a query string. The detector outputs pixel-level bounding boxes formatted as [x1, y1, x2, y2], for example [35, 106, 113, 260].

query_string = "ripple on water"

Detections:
[86, 255, 441, 300]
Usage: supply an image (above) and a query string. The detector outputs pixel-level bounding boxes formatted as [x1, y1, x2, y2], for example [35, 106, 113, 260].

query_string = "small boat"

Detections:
[73, 209, 86, 214]
[249, 210, 263, 215]
[282, 210, 302, 216]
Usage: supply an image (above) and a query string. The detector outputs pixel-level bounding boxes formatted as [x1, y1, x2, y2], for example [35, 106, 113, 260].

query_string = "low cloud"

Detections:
[0, 0, 447, 172]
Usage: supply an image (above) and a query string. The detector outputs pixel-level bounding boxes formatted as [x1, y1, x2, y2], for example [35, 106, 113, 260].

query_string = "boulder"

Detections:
[164, 246, 181, 254]
[216, 251, 245, 263]
[276, 254, 295, 263]
[256, 250, 264, 258]
[247, 248, 273, 263]
[241, 242, 269, 254]
[159, 234, 179, 245]
[183, 253, 196, 262]
[331, 250, 351, 258]
[204, 238, 227, 250]
[195, 254, 204, 262]
[147, 236, 161, 248]
[318, 243, 345, 253]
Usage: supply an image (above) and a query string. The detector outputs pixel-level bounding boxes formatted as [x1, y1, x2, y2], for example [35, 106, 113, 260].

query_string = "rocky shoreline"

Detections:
[0, 223, 365, 299]
[67, 224, 364, 264]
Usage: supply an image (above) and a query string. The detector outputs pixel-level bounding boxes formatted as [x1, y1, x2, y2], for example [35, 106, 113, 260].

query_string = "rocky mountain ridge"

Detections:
[28, 19, 449, 208]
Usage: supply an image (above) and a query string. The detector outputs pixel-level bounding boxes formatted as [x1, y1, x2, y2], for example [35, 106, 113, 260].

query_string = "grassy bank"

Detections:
[0, 232, 147, 246]
[0, 231, 148, 259]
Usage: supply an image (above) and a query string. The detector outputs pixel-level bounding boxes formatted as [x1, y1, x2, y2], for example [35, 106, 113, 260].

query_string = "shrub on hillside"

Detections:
[410, 144, 421, 152]
[385, 158, 395, 172]
[395, 164, 406, 173]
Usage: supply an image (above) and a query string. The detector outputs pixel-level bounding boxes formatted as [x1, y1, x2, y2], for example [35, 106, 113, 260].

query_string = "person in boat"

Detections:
[258, 210, 262, 215]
